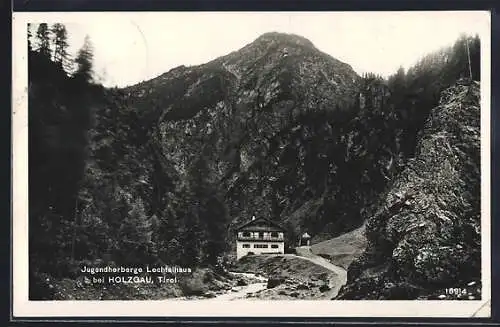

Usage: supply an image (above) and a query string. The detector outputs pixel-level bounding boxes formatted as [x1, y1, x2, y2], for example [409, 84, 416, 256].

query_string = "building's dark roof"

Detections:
[239, 225, 283, 232]
[235, 217, 285, 232]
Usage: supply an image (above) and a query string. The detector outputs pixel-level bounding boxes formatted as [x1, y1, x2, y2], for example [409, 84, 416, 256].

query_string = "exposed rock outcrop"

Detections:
[337, 81, 481, 300]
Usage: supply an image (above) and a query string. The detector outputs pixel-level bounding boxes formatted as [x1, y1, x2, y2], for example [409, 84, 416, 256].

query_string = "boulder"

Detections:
[319, 284, 331, 293]
[267, 276, 286, 289]
[203, 292, 217, 298]
[236, 279, 248, 286]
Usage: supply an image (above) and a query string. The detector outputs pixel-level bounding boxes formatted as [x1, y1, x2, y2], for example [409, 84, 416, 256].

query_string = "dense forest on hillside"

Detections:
[27, 23, 481, 300]
[29, 24, 232, 299]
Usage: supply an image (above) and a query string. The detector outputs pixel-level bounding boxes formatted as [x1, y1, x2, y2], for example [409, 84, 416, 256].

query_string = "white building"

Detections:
[235, 216, 285, 260]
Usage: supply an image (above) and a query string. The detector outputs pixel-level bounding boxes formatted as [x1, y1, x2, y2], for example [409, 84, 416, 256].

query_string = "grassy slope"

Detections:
[310, 224, 367, 269]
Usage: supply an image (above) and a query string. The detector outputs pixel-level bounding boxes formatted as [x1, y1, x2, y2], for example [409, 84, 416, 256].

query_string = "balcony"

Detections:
[237, 235, 284, 242]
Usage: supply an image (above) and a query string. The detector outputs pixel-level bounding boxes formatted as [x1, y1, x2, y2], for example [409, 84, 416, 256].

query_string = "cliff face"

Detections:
[337, 81, 481, 300]
[118, 32, 400, 241]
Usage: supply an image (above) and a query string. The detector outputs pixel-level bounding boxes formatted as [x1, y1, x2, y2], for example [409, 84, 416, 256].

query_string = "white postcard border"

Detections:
[11, 11, 492, 318]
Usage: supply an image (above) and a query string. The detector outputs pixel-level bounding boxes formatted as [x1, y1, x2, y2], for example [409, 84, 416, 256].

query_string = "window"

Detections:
[258, 232, 264, 238]
[253, 244, 268, 248]
[242, 244, 250, 248]
[271, 232, 279, 238]
[242, 232, 251, 237]
[271, 244, 279, 248]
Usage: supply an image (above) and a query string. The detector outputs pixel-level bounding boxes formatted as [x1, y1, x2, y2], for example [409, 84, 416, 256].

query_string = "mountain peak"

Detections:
[253, 32, 316, 49]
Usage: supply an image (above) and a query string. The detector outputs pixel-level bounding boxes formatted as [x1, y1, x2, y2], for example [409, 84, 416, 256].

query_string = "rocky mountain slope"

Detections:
[118, 32, 400, 242]
[337, 81, 481, 300]
[82, 33, 479, 265]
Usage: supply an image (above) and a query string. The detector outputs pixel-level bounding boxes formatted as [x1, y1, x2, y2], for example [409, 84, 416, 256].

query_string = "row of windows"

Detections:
[242, 232, 280, 237]
[242, 244, 279, 249]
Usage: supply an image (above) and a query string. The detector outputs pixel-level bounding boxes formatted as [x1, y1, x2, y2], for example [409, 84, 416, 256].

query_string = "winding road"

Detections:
[209, 247, 348, 300]
[287, 246, 348, 298]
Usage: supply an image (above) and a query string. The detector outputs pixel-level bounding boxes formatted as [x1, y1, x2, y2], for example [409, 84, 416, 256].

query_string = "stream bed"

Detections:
[173, 271, 269, 301]
[209, 271, 268, 300]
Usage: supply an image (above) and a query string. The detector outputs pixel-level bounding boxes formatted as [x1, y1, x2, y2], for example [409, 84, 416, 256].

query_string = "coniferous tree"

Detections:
[156, 202, 182, 264]
[28, 23, 32, 52]
[284, 221, 298, 251]
[51, 23, 70, 70]
[118, 196, 157, 265]
[74, 35, 94, 83]
[204, 196, 229, 266]
[181, 195, 204, 267]
[36, 23, 51, 58]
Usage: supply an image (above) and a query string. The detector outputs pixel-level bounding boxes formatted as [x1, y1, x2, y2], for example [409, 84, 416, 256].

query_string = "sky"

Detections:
[28, 11, 489, 87]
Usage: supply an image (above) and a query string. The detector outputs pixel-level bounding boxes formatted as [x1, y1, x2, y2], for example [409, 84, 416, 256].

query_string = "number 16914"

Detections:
[445, 288, 467, 296]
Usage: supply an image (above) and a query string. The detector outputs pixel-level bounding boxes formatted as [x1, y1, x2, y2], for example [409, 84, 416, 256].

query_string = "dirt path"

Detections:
[174, 249, 348, 301]
[287, 246, 348, 298]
